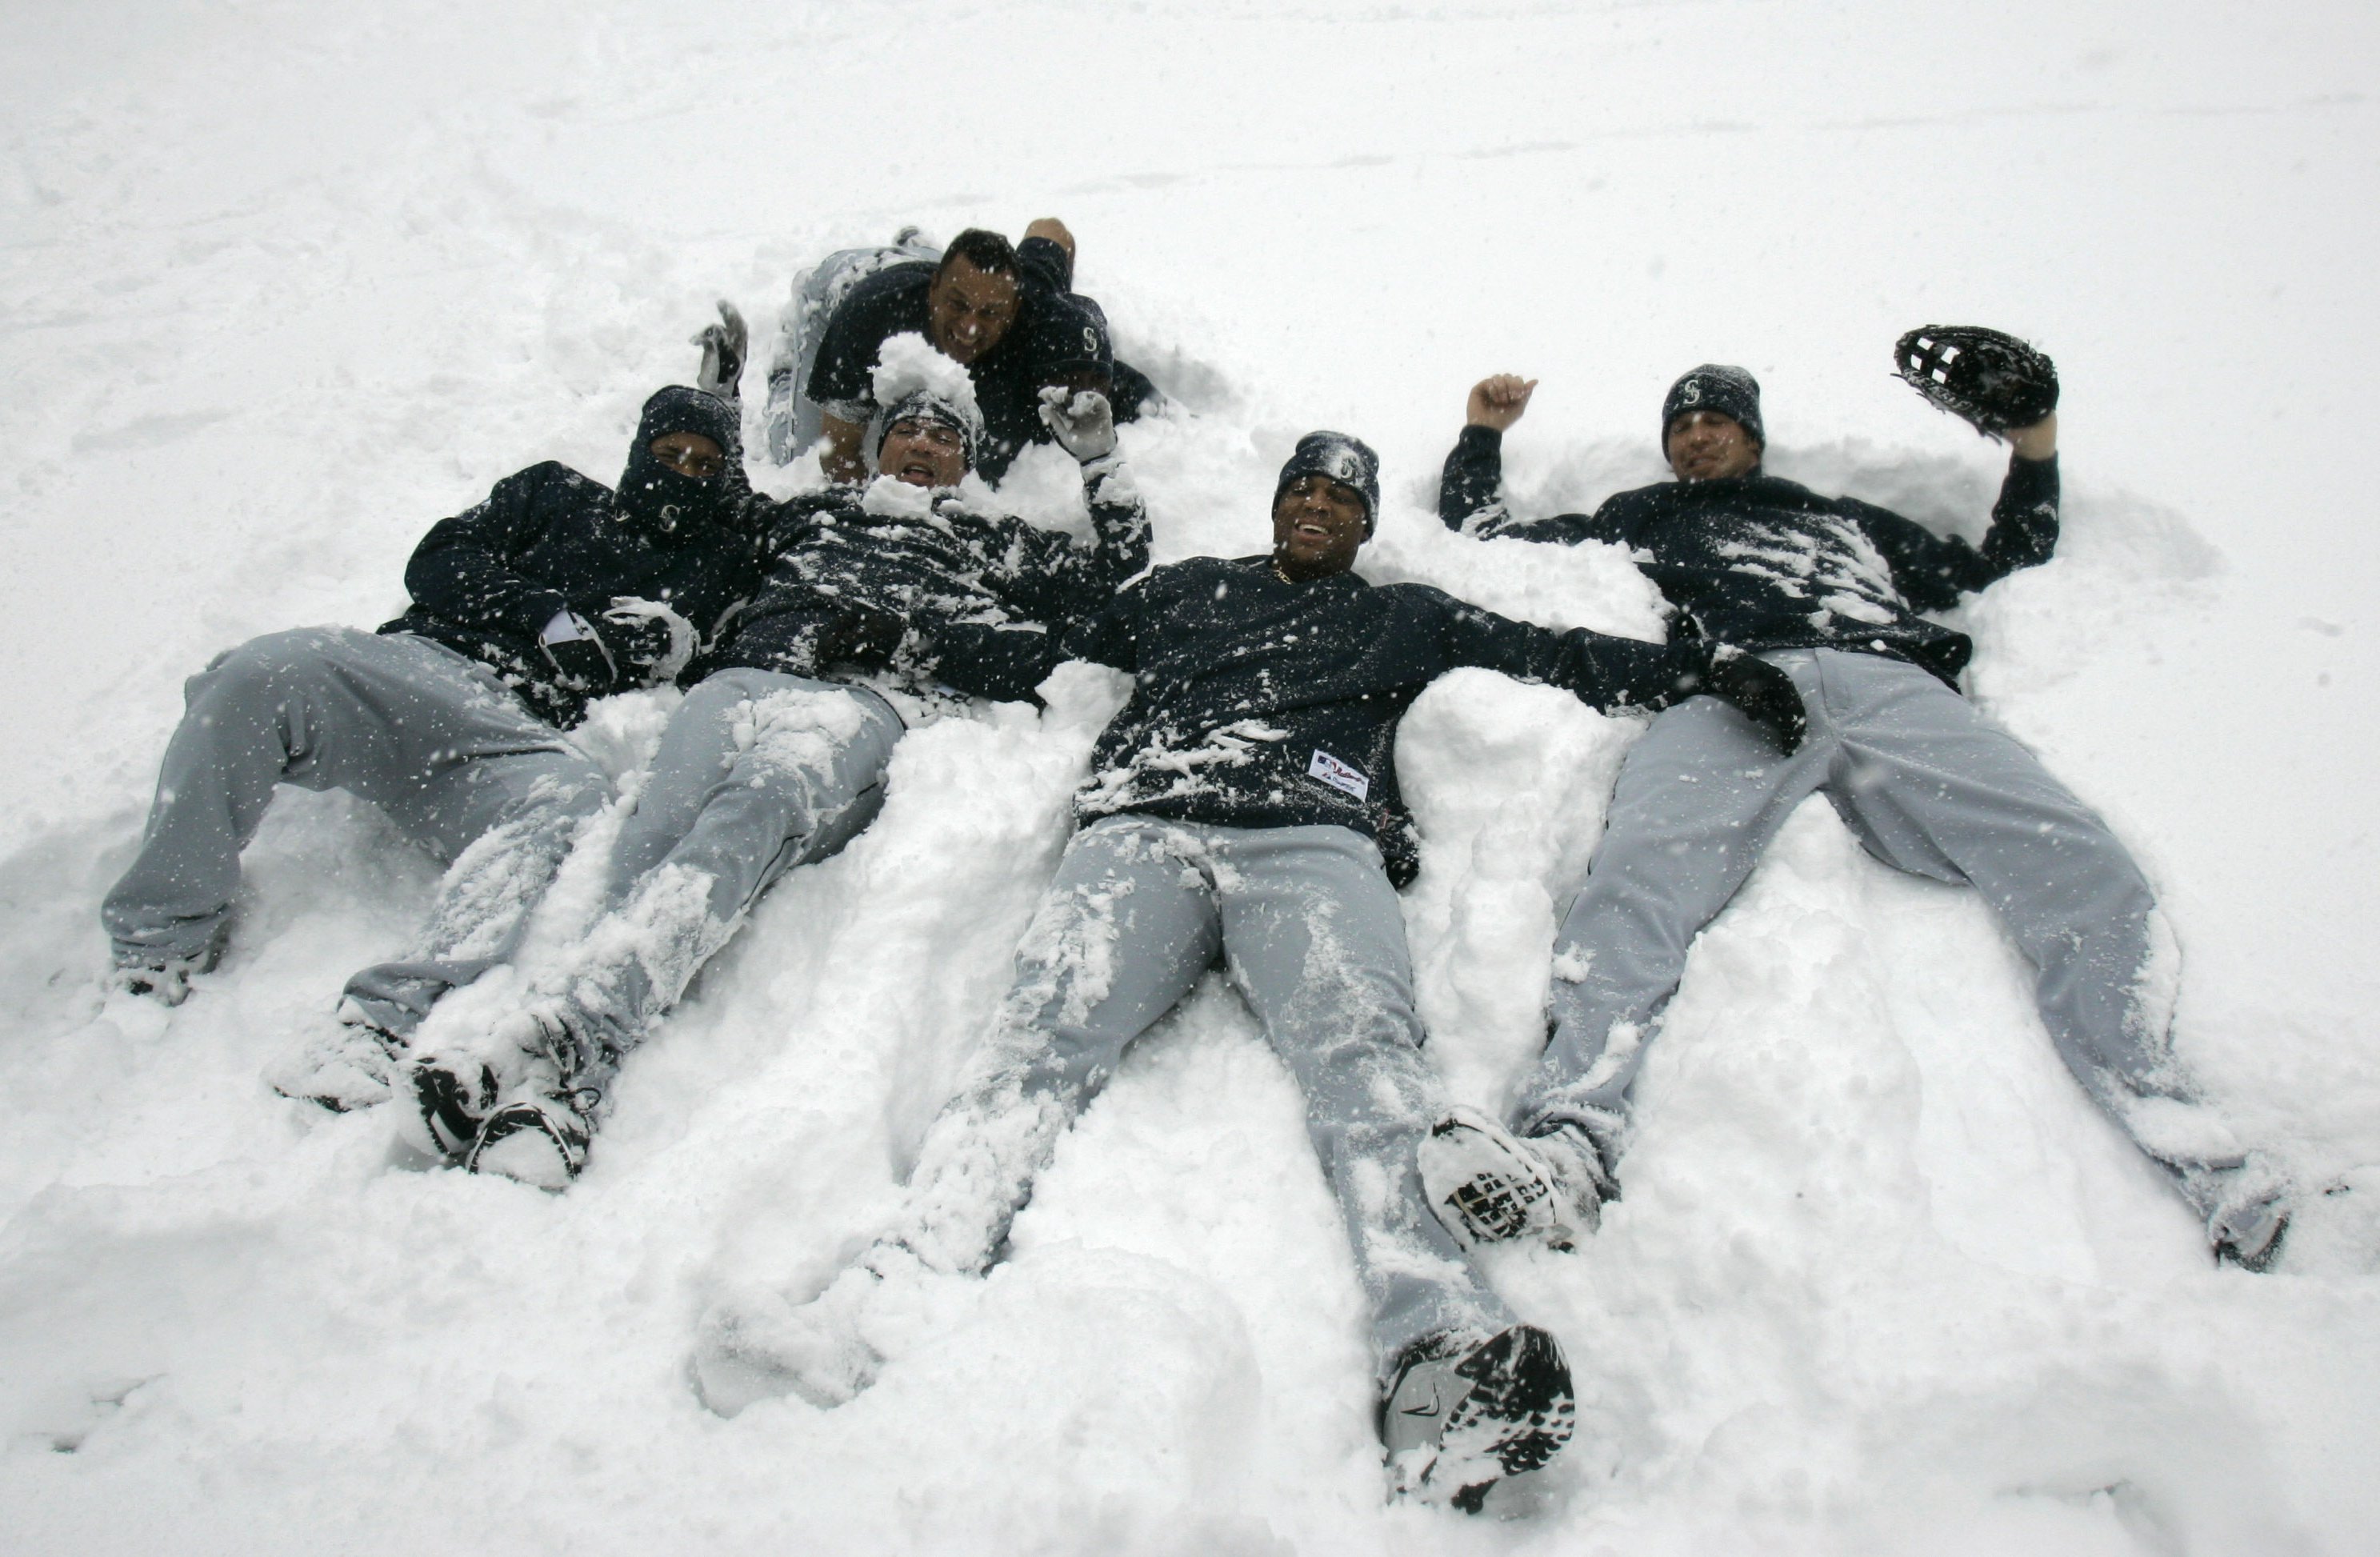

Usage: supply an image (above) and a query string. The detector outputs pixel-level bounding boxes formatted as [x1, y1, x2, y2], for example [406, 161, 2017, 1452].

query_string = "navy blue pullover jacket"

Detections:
[710, 460, 1150, 705]
[1438, 425, 2060, 687]
[1063, 556, 1700, 885]
[382, 462, 764, 726]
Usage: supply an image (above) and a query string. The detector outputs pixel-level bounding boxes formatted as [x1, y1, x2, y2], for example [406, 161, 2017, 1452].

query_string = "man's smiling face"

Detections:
[1270, 474, 1369, 580]
[925, 256, 1020, 366]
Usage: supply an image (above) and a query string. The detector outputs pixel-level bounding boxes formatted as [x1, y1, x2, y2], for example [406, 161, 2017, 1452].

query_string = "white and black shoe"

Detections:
[265, 1015, 404, 1112]
[1418, 1107, 1610, 1251]
[1382, 1323, 1577, 1511]
[466, 1087, 594, 1190]
[405, 1006, 587, 1163]
[106, 931, 226, 1007]
[2202, 1151, 2295, 1272]
[406, 1052, 502, 1161]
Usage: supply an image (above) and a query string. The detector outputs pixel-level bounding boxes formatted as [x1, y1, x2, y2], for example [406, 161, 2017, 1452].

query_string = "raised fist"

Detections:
[1038, 385, 1118, 463]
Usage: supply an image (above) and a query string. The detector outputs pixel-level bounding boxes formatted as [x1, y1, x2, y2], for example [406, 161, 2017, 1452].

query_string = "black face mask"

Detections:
[617, 444, 725, 534]
[615, 386, 747, 535]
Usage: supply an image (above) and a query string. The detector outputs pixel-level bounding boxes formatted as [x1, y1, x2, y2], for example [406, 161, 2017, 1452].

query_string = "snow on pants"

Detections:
[884, 814, 1514, 1382]
[761, 237, 942, 464]
[101, 626, 610, 1033]
[1518, 646, 2258, 1215]
[533, 668, 903, 1072]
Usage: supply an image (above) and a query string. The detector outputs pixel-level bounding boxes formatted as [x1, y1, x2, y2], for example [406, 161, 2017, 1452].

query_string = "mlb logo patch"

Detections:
[1307, 749, 1370, 801]
[1679, 378, 1704, 403]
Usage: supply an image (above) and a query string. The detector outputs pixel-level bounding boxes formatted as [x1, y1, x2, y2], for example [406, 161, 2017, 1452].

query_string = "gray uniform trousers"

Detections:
[759, 235, 942, 464]
[1518, 646, 2270, 1232]
[101, 626, 611, 1032]
[881, 814, 1514, 1383]
[529, 668, 903, 1077]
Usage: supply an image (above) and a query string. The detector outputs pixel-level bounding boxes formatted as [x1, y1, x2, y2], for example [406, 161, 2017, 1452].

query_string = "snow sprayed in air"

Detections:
[869, 331, 981, 425]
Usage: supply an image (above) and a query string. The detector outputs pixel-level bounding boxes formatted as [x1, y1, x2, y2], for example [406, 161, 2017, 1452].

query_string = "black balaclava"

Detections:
[875, 387, 986, 474]
[1274, 430, 1382, 534]
[1660, 364, 1764, 452]
[617, 386, 746, 534]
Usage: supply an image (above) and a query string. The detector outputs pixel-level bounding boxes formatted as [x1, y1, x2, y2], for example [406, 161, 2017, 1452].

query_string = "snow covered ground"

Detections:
[6, 1, 2380, 1551]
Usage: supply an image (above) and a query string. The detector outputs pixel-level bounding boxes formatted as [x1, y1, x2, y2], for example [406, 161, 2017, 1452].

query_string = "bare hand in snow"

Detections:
[1467, 374, 1537, 431]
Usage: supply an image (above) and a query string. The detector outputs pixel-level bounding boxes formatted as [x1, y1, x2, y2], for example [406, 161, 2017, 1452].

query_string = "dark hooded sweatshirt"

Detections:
[382, 386, 764, 726]
[1061, 557, 1702, 886]
[1438, 425, 2060, 687]
[805, 237, 1153, 481]
[708, 459, 1150, 705]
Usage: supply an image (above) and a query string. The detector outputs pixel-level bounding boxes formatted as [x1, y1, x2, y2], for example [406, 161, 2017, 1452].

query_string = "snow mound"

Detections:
[869, 331, 980, 424]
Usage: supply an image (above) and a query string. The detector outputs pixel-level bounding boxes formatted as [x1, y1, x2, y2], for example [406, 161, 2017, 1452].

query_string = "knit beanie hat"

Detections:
[876, 386, 986, 470]
[616, 386, 746, 534]
[1274, 431, 1381, 534]
[1661, 364, 1764, 448]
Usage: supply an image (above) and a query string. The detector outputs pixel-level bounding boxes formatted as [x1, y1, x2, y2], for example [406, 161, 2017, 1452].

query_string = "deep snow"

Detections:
[5, 2, 2380, 1552]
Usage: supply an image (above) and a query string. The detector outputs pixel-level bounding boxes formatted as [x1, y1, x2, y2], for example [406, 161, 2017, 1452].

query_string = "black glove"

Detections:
[814, 603, 907, 669]
[601, 598, 698, 682]
[538, 634, 618, 694]
[1037, 386, 1118, 462]
[693, 300, 749, 402]
[1893, 325, 2058, 438]
[1682, 645, 1805, 754]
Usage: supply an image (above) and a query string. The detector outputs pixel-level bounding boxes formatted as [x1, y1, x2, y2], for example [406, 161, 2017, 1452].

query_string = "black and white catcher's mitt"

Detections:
[1893, 325, 2058, 438]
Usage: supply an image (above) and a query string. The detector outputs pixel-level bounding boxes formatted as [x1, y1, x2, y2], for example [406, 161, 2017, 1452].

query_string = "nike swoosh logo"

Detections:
[1400, 1383, 1444, 1419]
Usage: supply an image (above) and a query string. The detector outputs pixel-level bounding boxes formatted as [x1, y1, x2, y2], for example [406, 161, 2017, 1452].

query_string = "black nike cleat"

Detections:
[1381, 1323, 1576, 1511]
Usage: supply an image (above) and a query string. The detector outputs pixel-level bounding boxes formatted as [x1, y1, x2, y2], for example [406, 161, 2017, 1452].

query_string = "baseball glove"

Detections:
[1893, 325, 2058, 438]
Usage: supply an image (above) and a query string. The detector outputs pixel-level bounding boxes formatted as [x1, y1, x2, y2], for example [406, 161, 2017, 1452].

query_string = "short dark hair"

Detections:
[934, 228, 1019, 281]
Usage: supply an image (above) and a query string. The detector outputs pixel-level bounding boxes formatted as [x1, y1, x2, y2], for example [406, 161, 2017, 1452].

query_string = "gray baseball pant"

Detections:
[881, 815, 1513, 1381]
[1518, 646, 2265, 1229]
[532, 669, 903, 1072]
[761, 236, 942, 464]
[101, 626, 611, 1034]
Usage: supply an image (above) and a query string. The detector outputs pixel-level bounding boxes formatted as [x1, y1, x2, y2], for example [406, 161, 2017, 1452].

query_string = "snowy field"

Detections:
[6, 1, 2380, 1551]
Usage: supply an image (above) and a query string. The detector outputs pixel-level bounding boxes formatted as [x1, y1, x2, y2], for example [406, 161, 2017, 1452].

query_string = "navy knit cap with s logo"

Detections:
[1274, 430, 1382, 534]
[1661, 364, 1764, 450]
